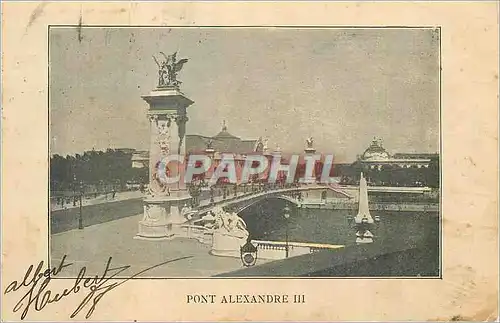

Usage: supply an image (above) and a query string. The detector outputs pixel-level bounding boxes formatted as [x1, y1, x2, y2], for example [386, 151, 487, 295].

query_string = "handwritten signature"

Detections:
[4, 255, 193, 320]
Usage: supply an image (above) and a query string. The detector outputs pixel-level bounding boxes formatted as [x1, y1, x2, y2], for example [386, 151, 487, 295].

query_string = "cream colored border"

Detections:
[1, 2, 498, 321]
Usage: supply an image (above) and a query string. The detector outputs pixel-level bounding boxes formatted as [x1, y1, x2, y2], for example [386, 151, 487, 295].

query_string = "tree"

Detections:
[50, 149, 149, 194]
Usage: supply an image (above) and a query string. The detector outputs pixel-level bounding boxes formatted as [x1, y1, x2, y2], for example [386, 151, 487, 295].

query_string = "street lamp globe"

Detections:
[240, 238, 258, 267]
[283, 206, 290, 219]
[283, 205, 291, 258]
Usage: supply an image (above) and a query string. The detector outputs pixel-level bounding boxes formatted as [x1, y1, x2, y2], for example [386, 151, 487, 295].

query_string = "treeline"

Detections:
[50, 149, 148, 193]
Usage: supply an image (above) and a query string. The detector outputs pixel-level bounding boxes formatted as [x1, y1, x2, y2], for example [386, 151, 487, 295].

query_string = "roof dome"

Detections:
[214, 129, 239, 139]
[361, 138, 390, 161]
[214, 120, 239, 139]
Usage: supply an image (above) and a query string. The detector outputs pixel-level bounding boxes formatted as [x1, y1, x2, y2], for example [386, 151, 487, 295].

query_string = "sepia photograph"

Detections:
[2, 2, 498, 322]
[49, 27, 441, 278]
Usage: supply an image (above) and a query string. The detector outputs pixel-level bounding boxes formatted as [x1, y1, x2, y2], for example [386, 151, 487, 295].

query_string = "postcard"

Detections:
[1, 1, 498, 321]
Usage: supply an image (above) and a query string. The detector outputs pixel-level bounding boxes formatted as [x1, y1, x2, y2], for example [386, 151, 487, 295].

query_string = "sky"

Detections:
[50, 27, 440, 162]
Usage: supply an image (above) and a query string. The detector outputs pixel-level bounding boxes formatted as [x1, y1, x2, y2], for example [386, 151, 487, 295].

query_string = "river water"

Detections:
[239, 199, 439, 248]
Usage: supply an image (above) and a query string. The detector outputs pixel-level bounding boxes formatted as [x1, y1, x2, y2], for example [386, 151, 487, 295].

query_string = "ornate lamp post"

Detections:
[72, 174, 77, 206]
[112, 179, 119, 199]
[283, 206, 290, 258]
[78, 180, 84, 230]
[188, 183, 196, 206]
[240, 237, 258, 267]
[210, 186, 215, 204]
[188, 180, 205, 207]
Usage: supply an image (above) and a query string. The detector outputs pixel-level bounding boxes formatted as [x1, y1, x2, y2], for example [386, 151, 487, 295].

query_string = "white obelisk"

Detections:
[355, 172, 374, 243]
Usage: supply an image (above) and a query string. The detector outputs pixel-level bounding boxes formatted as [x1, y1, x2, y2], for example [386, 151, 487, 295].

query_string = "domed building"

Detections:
[185, 120, 261, 155]
[360, 138, 391, 161]
[340, 137, 439, 189]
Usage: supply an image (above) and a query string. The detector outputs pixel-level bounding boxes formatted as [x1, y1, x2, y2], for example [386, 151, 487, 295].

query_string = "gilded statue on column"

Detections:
[152, 51, 189, 88]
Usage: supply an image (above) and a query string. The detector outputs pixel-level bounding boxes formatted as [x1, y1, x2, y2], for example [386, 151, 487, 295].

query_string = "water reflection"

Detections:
[239, 198, 439, 248]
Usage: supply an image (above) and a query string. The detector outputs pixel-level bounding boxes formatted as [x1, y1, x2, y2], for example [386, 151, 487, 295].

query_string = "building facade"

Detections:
[131, 150, 149, 168]
[340, 138, 439, 188]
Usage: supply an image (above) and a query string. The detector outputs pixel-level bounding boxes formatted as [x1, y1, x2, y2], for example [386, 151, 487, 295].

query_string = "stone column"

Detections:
[304, 139, 317, 183]
[167, 113, 188, 191]
[135, 86, 194, 240]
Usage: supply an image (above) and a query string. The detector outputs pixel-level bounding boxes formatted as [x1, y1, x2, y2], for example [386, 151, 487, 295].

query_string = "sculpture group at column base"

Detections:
[134, 199, 253, 260]
[208, 206, 250, 257]
[134, 192, 192, 240]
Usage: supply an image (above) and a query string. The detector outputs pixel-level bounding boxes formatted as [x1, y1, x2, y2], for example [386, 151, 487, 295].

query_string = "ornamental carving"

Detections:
[210, 206, 249, 240]
[156, 119, 171, 156]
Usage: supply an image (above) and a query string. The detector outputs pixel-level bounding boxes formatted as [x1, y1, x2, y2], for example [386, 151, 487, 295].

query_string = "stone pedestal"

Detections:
[304, 147, 316, 154]
[210, 231, 247, 257]
[135, 85, 195, 240]
[135, 191, 193, 240]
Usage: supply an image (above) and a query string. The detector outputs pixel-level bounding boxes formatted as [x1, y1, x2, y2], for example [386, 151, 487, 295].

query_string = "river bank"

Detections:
[300, 199, 439, 212]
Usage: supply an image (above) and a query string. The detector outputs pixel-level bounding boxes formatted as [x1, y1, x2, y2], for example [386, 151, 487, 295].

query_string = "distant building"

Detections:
[185, 121, 265, 184]
[133, 121, 263, 174]
[114, 148, 137, 154]
[132, 150, 149, 168]
[359, 138, 435, 170]
[185, 121, 261, 155]
[339, 138, 439, 188]
[392, 153, 439, 160]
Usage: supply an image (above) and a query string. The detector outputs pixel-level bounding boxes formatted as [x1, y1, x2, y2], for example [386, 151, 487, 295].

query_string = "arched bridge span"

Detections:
[193, 184, 353, 217]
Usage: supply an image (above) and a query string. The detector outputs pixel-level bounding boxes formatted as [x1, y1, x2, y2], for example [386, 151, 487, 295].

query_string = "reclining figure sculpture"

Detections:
[211, 206, 249, 240]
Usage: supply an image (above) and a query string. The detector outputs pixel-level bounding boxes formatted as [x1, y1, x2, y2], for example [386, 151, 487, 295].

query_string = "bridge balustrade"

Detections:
[179, 224, 211, 244]
[252, 240, 344, 260]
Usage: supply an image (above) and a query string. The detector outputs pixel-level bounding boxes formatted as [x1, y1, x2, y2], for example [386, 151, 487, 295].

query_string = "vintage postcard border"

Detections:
[46, 24, 443, 280]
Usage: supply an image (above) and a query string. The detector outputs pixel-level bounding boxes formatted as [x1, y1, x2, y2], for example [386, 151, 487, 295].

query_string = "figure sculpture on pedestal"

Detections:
[306, 137, 314, 148]
[206, 138, 214, 150]
[255, 137, 264, 152]
[209, 206, 250, 257]
[211, 206, 249, 239]
[181, 203, 194, 220]
[153, 51, 189, 88]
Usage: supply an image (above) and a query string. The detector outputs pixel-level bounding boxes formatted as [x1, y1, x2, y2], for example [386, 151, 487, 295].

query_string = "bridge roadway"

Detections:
[189, 183, 353, 217]
[189, 183, 434, 216]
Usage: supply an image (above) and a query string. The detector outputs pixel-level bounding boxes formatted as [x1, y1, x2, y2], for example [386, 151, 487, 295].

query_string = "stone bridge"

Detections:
[190, 184, 354, 217]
